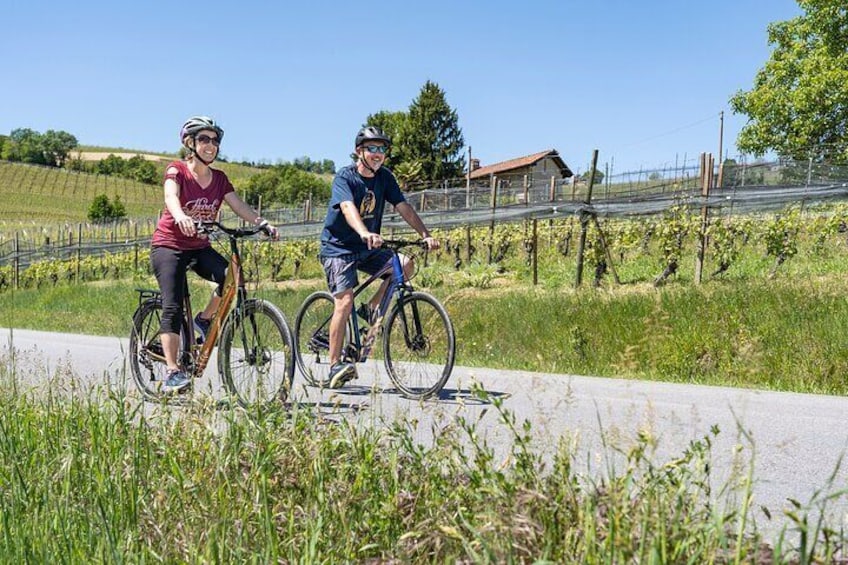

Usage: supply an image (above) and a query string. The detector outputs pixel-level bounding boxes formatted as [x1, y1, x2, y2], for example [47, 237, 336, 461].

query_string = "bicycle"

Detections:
[293, 239, 456, 400]
[129, 220, 294, 408]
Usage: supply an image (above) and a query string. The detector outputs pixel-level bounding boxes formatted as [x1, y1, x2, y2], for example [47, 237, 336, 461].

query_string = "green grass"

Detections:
[4, 367, 839, 562]
[3, 265, 848, 395]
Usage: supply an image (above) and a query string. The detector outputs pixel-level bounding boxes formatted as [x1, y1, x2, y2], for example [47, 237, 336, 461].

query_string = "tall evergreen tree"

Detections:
[398, 81, 465, 182]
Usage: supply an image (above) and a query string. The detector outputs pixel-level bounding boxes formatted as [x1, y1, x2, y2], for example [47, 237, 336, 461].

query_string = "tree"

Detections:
[87, 194, 126, 222]
[730, 0, 848, 161]
[364, 110, 409, 169]
[239, 163, 331, 206]
[397, 81, 465, 182]
[2, 128, 47, 164]
[41, 129, 78, 166]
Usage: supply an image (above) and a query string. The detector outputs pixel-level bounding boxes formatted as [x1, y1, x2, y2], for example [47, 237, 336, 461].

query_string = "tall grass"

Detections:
[4, 360, 842, 562]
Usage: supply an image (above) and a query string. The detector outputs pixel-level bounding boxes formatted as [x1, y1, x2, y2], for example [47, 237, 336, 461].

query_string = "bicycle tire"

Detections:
[293, 291, 352, 387]
[128, 299, 191, 401]
[383, 292, 455, 400]
[218, 298, 295, 408]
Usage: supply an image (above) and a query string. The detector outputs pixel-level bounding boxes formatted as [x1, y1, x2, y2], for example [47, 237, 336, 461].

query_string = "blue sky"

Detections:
[2, 0, 801, 176]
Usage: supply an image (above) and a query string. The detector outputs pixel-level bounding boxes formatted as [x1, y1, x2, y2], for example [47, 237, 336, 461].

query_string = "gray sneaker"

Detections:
[163, 370, 191, 393]
[328, 362, 357, 389]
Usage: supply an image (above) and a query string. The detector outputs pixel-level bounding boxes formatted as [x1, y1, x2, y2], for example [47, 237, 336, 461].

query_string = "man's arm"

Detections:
[340, 201, 382, 249]
[395, 202, 440, 250]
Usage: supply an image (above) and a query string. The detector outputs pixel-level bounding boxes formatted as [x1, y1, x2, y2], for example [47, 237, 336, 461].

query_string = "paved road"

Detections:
[2, 327, 847, 540]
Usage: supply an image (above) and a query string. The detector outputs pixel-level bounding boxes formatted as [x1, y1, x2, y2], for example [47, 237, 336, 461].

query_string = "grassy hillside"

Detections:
[0, 152, 268, 228]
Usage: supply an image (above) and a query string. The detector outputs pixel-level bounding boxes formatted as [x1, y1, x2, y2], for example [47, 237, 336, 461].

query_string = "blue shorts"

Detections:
[320, 249, 393, 296]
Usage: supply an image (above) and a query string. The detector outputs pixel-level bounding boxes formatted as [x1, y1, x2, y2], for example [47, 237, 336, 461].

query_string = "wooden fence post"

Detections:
[532, 218, 538, 286]
[575, 149, 599, 288]
[549, 175, 556, 202]
[488, 175, 498, 263]
[76, 224, 82, 282]
[694, 152, 713, 284]
[13, 232, 19, 290]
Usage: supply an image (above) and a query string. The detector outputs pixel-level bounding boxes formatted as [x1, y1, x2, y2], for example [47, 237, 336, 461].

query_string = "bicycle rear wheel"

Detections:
[129, 299, 191, 401]
[383, 292, 455, 400]
[293, 291, 352, 387]
[219, 299, 294, 408]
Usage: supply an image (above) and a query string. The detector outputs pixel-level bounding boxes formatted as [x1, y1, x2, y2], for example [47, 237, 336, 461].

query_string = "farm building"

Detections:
[469, 149, 573, 186]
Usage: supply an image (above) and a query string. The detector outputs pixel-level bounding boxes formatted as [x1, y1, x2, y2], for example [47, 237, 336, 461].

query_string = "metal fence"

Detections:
[2, 157, 847, 272]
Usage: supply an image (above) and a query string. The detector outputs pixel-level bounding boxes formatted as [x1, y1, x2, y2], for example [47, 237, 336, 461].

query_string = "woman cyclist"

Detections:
[150, 116, 278, 393]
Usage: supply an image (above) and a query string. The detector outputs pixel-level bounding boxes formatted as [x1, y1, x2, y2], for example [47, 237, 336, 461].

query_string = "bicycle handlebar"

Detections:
[380, 238, 430, 251]
[195, 220, 269, 238]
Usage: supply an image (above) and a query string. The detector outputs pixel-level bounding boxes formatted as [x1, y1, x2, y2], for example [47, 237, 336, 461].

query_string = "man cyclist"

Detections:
[151, 116, 278, 393]
[319, 125, 439, 388]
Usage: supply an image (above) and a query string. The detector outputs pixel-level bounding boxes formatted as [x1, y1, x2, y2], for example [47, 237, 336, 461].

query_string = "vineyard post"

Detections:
[488, 175, 498, 263]
[466, 145, 472, 209]
[76, 224, 82, 282]
[532, 218, 538, 285]
[13, 232, 19, 290]
[575, 149, 599, 287]
[549, 176, 556, 202]
[465, 225, 472, 263]
[133, 223, 139, 271]
[694, 152, 713, 284]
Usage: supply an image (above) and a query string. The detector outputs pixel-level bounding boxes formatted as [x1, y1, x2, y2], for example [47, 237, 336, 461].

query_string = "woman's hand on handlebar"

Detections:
[175, 215, 197, 237]
[258, 220, 279, 240]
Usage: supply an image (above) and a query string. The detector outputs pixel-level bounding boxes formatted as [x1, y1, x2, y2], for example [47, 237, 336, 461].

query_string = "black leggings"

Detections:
[151, 246, 228, 334]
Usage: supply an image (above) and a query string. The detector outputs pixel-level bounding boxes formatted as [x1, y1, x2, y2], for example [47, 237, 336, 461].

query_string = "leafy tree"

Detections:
[397, 81, 465, 182]
[2, 128, 47, 164]
[730, 0, 848, 161]
[392, 160, 424, 190]
[364, 110, 409, 168]
[239, 163, 331, 206]
[125, 155, 158, 184]
[41, 129, 78, 166]
[97, 154, 126, 176]
[87, 194, 126, 222]
[0, 135, 7, 158]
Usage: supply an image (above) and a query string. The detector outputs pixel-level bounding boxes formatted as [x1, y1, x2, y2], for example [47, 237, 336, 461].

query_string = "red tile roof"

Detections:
[469, 149, 573, 179]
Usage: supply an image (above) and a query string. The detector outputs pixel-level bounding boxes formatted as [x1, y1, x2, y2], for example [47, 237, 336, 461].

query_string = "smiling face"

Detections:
[356, 141, 389, 175]
[191, 129, 220, 162]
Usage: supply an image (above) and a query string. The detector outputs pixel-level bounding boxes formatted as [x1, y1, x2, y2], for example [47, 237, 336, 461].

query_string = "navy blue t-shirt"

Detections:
[319, 164, 406, 257]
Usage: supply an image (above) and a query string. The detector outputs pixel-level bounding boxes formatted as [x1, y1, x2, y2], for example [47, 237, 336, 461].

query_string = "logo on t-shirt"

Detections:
[360, 190, 376, 219]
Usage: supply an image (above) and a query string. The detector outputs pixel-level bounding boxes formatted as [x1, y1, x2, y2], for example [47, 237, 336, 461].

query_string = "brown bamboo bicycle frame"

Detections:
[141, 223, 254, 377]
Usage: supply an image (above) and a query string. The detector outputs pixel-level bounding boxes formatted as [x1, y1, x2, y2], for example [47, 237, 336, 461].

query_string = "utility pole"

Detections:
[716, 110, 724, 188]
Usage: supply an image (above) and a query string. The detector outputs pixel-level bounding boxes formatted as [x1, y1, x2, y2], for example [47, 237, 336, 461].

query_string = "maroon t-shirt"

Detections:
[152, 160, 235, 250]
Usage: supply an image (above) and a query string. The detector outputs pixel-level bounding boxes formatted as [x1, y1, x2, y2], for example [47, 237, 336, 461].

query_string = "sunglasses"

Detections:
[363, 145, 388, 154]
[196, 134, 220, 147]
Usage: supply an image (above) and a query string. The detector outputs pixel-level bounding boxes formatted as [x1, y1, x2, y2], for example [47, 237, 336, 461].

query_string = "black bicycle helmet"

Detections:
[180, 116, 224, 144]
[355, 126, 391, 148]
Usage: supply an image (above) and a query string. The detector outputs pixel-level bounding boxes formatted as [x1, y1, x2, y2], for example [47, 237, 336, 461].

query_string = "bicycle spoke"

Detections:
[294, 291, 347, 388]
[383, 293, 455, 400]
[219, 300, 293, 408]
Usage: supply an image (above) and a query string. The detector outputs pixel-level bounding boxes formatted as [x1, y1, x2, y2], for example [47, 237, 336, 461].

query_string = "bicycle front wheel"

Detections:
[219, 299, 294, 408]
[129, 298, 191, 401]
[383, 292, 455, 400]
[293, 291, 351, 387]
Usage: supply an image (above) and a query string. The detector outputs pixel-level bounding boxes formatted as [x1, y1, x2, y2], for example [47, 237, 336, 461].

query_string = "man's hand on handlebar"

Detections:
[422, 236, 440, 251]
[361, 232, 383, 250]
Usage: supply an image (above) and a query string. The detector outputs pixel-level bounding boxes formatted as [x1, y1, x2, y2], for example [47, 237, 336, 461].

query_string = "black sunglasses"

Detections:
[196, 134, 220, 147]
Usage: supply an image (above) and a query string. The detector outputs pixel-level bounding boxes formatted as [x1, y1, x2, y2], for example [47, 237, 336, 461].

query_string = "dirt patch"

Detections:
[72, 151, 171, 162]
